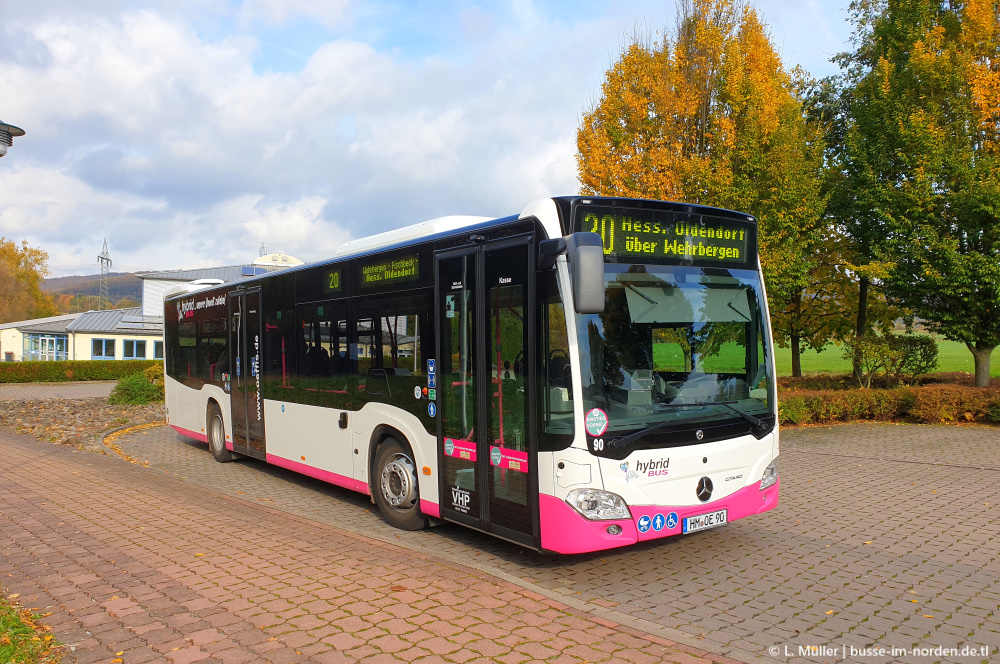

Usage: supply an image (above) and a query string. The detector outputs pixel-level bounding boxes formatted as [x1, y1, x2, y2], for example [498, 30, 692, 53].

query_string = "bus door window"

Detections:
[485, 244, 530, 534]
[439, 253, 479, 519]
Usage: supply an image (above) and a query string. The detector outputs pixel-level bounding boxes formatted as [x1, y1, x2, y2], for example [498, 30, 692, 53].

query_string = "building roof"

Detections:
[67, 307, 164, 335]
[135, 266, 251, 282]
[0, 313, 81, 334]
[136, 263, 298, 283]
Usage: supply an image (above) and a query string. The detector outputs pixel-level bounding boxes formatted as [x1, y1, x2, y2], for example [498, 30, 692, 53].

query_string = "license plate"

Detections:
[683, 509, 728, 533]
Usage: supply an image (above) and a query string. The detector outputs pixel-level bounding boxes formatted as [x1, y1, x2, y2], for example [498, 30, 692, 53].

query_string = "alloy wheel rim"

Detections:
[381, 453, 417, 510]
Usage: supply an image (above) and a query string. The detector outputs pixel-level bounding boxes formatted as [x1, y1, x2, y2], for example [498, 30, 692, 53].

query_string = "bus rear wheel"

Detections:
[373, 438, 427, 531]
[208, 404, 233, 463]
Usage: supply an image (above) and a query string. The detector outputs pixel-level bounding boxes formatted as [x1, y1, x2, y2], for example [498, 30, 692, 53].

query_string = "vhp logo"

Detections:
[451, 486, 470, 510]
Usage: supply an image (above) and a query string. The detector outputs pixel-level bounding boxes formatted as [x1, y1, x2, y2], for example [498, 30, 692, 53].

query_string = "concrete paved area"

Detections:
[103, 422, 1000, 664]
[0, 430, 742, 664]
[0, 380, 116, 400]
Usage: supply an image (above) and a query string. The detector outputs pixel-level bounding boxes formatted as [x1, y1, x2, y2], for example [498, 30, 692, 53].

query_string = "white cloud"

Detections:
[237, 0, 351, 29]
[0, 1, 852, 279]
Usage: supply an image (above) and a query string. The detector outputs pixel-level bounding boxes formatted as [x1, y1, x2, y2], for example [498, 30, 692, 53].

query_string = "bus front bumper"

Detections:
[539, 478, 780, 555]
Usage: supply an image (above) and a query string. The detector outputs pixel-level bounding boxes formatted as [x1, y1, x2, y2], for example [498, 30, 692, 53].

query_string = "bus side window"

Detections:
[353, 293, 429, 425]
[263, 308, 295, 398]
[292, 303, 350, 409]
[537, 271, 574, 451]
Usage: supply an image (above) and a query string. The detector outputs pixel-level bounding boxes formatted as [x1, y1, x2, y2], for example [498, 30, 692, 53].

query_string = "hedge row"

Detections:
[0, 360, 160, 383]
[779, 386, 1000, 425]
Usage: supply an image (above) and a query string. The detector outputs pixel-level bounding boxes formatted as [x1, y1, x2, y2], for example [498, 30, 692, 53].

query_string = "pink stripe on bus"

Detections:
[170, 425, 208, 443]
[420, 500, 440, 518]
[265, 453, 370, 495]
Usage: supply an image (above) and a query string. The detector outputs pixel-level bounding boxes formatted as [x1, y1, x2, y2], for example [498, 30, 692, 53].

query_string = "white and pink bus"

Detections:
[163, 197, 779, 554]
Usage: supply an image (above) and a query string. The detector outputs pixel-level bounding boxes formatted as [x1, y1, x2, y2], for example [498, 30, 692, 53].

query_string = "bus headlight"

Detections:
[760, 460, 778, 490]
[565, 489, 631, 521]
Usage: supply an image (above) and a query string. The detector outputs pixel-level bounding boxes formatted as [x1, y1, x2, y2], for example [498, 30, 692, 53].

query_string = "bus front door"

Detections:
[436, 238, 538, 548]
[228, 289, 266, 459]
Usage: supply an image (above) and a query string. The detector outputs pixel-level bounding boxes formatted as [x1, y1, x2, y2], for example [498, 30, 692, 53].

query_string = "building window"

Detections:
[92, 339, 116, 360]
[154, 340, 163, 360]
[124, 340, 147, 360]
[23, 334, 69, 361]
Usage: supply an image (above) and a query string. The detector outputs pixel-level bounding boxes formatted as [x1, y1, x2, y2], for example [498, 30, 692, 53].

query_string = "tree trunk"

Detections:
[853, 276, 870, 384]
[791, 335, 802, 378]
[967, 342, 994, 388]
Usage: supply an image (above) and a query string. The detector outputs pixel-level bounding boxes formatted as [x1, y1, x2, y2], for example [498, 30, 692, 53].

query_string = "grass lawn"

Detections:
[0, 590, 59, 663]
[773, 339, 1000, 377]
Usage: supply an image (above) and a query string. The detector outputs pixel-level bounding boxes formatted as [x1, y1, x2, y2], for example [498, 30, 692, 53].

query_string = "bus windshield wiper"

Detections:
[608, 401, 765, 450]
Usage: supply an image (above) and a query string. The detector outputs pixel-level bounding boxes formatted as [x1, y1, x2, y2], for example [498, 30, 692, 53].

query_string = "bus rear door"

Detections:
[228, 288, 266, 459]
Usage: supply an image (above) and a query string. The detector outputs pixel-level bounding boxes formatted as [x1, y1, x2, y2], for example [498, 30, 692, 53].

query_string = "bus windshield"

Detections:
[576, 264, 774, 442]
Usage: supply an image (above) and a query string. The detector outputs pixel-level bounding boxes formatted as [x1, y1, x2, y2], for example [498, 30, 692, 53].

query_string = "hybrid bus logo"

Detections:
[620, 461, 640, 484]
[622, 458, 670, 482]
[635, 458, 670, 477]
[177, 299, 195, 321]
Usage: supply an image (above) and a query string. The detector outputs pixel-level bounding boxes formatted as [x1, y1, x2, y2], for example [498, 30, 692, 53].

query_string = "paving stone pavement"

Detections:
[101, 422, 1000, 664]
[0, 430, 745, 664]
[0, 380, 116, 401]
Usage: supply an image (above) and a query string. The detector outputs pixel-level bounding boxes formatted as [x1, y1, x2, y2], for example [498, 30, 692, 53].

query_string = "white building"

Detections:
[2, 261, 301, 363]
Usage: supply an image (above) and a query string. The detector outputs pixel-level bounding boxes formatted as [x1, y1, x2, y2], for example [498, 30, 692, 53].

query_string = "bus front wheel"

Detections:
[373, 438, 428, 530]
[208, 404, 233, 463]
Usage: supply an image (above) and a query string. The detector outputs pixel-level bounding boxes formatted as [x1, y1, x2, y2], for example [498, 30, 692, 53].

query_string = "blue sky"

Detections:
[0, 1, 852, 276]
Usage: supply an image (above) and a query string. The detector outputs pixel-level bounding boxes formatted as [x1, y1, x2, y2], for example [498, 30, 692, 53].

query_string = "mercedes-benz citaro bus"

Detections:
[163, 197, 779, 554]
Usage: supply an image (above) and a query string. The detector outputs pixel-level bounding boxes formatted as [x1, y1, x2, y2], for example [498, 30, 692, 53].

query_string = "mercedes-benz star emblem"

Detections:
[696, 429, 704, 440]
[696, 477, 713, 502]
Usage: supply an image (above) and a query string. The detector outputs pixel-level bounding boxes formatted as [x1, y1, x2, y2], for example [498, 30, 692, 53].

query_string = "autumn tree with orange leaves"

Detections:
[0, 238, 58, 324]
[577, 0, 828, 375]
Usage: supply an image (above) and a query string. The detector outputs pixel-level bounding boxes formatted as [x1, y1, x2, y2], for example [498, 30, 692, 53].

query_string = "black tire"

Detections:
[372, 438, 427, 530]
[207, 404, 234, 463]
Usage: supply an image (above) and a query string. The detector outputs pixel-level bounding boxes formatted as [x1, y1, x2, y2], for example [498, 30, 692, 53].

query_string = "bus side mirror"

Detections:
[566, 232, 605, 314]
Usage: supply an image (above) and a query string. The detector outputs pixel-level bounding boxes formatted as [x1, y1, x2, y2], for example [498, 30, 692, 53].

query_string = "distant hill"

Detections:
[43, 273, 142, 301]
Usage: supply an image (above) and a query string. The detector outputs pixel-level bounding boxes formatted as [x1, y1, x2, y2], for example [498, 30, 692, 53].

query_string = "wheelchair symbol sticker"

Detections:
[666, 512, 679, 529]
[637, 515, 651, 533]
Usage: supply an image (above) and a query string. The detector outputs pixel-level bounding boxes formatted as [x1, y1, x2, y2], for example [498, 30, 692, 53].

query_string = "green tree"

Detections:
[837, 0, 1000, 387]
[798, 74, 905, 379]
[0, 238, 58, 324]
[577, 0, 828, 375]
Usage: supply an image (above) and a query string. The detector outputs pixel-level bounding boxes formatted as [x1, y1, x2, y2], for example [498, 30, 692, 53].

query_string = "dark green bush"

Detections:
[0, 360, 159, 383]
[108, 371, 164, 405]
[842, 333, 939, 387]
[886, 334, 938, 385]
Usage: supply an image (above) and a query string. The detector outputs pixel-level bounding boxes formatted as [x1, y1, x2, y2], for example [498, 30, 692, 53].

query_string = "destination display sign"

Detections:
[574, 206, 754, 266]
[323, 269, 342, 293]
[359, 255, 419, 288]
